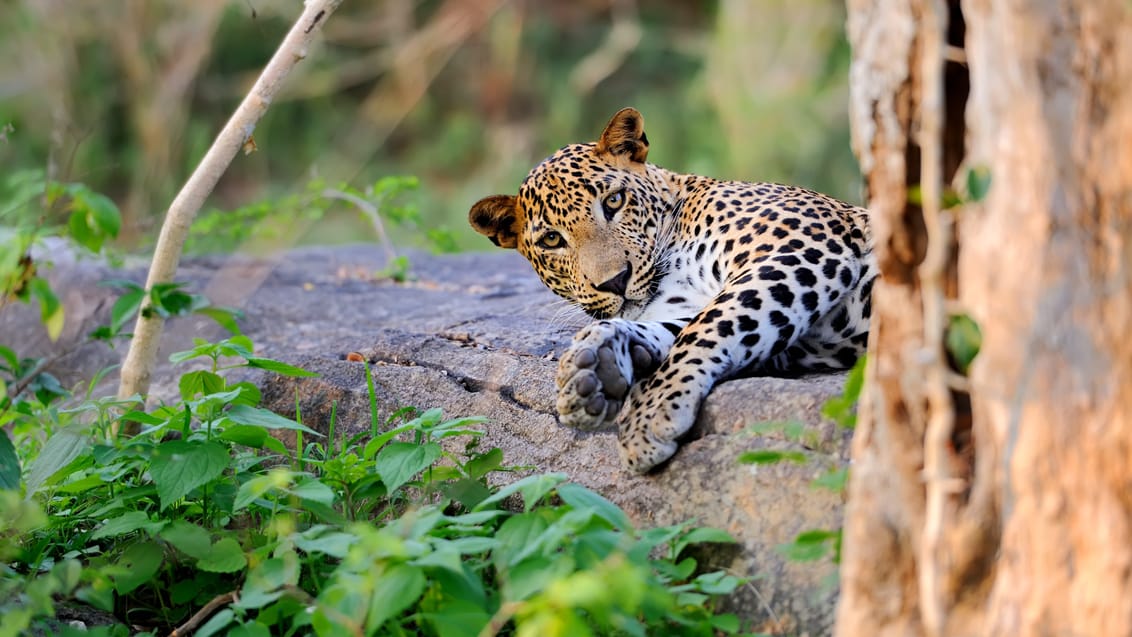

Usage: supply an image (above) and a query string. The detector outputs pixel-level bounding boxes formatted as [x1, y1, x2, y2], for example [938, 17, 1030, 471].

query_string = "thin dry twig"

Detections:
[916, 0, 955, 635]
[169, 591, 236, 637]
[115, 0, 345, 430]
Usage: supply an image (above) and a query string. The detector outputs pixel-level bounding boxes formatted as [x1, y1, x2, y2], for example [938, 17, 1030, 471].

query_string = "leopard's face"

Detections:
[511, 143, 669, 319]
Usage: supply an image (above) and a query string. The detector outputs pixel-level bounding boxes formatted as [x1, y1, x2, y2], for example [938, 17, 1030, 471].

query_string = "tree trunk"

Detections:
[837, 1, 1132, 635]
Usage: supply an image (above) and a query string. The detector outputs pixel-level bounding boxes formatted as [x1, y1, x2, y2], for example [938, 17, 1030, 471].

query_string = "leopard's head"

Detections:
[469, 108, 672, 319]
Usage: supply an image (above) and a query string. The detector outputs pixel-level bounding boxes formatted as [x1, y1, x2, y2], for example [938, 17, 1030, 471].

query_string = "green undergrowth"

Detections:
[1, 177, 758, 636]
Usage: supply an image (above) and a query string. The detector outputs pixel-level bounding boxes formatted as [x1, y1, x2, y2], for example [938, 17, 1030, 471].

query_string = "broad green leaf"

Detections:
[234, 471, 293, 512]
[149, 440, 230, 509]
[218, 424, 268, 448]
[503, 555, 568, 602]
[179, 370, 226, 400]
[465, 447, 503, 480]
[376, 442, 442, 493]
[26, 427, 88, 492]
[195, 306, 242, 335]
[110, 540, 163, 594]
[737, 449, 808, 465]
[91, 511, 153, 540]
[227, 622, 271, 637]
[493, 512, 549, 568]
[288, 477, 335, 505]
[246, 357, 318, 377]
[109, 287, 145, 332]
[197, 537, 247, 573]
[68, 207, 100, 252]
[161, 520, 212, 559]
[556, 483, 633, 531]
[473, 473, 567, 512]
[709, 613, 741, 633]
[194, 609, 235, 637]
[234, 555, 298, 610]
[421, 599, 492, 637]
[674, 527, 738, 558]
[0, 430, 18, 490]
[225, 404, 320, 435]
[366, 563, 426, 633]
[294, 530, 354, 559]
[81, 190, 121, 238]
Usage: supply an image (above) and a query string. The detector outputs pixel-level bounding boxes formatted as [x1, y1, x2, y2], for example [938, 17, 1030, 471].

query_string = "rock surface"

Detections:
[2, 243, 850, 636]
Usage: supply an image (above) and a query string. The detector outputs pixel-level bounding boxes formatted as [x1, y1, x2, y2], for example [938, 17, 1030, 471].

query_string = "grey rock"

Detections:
[1, 243, 850, 636]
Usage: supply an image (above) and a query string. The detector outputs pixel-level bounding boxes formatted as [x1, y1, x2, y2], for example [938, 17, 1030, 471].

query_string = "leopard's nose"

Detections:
[595, 266, 632, 297]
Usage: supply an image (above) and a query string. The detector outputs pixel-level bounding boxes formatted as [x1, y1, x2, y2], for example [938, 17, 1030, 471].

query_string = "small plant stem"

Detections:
[321, 187, 398, 267]
[477, 601, 524, 637]
[115, 0, 345, 433]
[168, 591, 236, 637]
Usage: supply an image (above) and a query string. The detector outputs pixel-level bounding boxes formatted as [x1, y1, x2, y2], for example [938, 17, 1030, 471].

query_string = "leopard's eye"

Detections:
[603, 190, 626, 218]
[537, 231, 565, 250]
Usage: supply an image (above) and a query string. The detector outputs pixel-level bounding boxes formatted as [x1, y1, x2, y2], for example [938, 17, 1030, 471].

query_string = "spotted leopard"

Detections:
[469, 107, 875, 473]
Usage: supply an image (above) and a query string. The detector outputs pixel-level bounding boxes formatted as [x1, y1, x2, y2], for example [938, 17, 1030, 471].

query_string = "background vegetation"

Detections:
[0, 0, 857, 252]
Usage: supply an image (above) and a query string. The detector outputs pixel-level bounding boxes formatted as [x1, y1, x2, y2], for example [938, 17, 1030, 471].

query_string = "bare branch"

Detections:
[116, 0, 346, 431]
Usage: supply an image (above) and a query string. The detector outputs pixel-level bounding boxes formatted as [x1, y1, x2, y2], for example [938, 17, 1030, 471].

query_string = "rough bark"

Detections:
[837, 0, 1132, 635]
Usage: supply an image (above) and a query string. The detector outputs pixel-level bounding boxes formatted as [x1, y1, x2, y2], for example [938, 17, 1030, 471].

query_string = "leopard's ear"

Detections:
[468, 194, 523, 249]
[596, 107, 649, 163]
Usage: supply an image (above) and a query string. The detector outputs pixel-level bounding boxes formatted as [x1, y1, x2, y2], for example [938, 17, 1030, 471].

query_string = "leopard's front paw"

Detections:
[555, 322, 657, 431]
[616, 383, 696, 474]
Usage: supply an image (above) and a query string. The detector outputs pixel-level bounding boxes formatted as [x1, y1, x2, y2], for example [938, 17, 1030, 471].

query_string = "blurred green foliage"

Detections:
[0, 0, 857, 253]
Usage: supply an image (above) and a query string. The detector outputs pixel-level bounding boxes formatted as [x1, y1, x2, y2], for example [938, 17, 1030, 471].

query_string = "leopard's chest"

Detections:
[634, 237, 727, 322]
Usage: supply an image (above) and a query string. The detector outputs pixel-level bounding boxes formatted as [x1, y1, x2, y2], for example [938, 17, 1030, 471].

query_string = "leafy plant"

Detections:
[3, 331, 754, 635]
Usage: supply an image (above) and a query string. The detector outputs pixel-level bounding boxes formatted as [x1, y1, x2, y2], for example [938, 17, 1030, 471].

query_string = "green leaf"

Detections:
[709, 613, 741, 633]
[194, 609, 235, 637]
[197, 537, 247, 573]
[225, 404, 321, 435]
[218, 424, 269, 448]
[110, 540, 164, 595]
[26, 427, 88, 492]
[375, 442, 442, 492]
[91, 511, 153, 540]
[179, 370, 226, 400]
[465, 447, 503, 480]
[294, 530, 355, 558]
[29, 277, 63, 341]
[195, 306, 242, 335]
[109, 286, 145, 333]
[68, 207, 100, 252]
[149, 440, 230, 509]
[557, 483, 633, 531]
[946, 313, 982, 374]
[493, 512, 550, 568]
[966, 165, 992, 202]
[0, 430, 19, 490]
[674, 527, 738, 557]
[737, 449, 808, 465]
[777, 529, 840, 562]
[246, 357, 318, 377]
[81, 190, 121, 238]
[366, 563, 426, 633]
[234, 555, 298, 610]
[473, 473, 567, 512]
[288, 477, 335, 505]
[812, 466, 849, 492]
[161, 520, 213, 560]
[421, 599, 492, 637]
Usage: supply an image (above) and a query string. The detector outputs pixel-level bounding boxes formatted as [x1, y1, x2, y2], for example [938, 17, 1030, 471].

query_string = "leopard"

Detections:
[468, 107, 875, 474]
